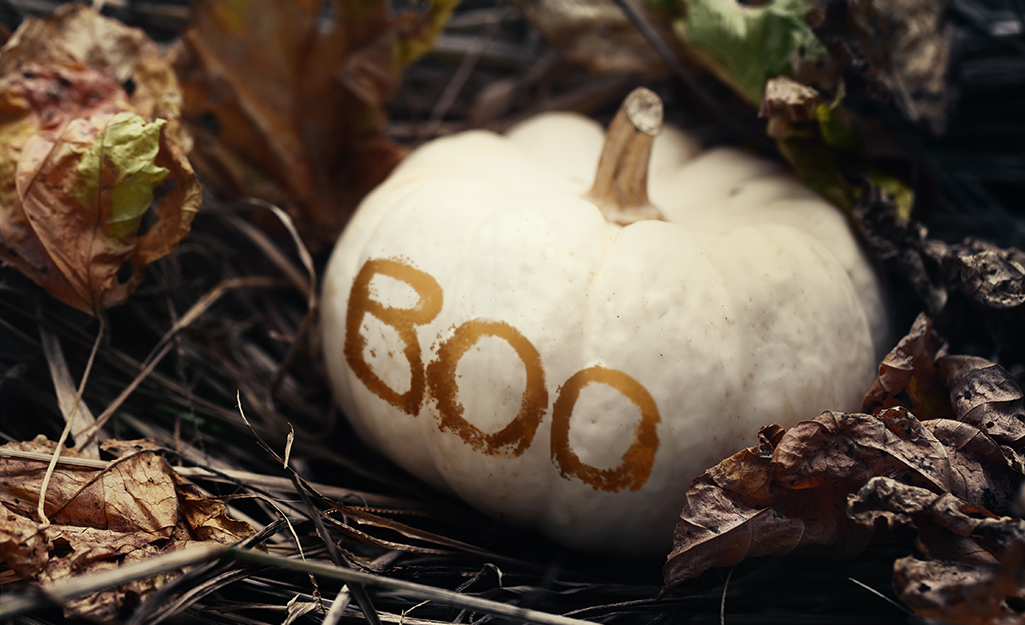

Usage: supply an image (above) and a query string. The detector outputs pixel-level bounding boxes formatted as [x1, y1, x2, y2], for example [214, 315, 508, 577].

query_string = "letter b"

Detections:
[344, 258, 443, 415]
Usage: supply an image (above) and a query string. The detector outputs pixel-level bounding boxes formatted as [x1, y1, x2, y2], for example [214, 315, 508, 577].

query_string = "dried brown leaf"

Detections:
[0, 437, 253, 623]
[894, 557, 1025, 625]
[664, 425, 849, 585]
[940, 355, 1025, 448]
[173, 0, 455, 247]
[666, 312, 1025, 590]
[853, 186, 1025, 368]
[862, 312, 952, 419]
[926, 419, 1021, 514]
[0, 5, 201, 314]
[849, 477, 1025, 624]
[37, 540, 177, 624]
[664, 408, 946, 587]
[957, 243, 1025, 310]
[0, 436, 103, 522]
[0, 505, 49, 579]
[844, 0, 953, 134]
[862, 312, 1025, 452]
[772, 407, 951, 493]
[172, 474, 255, 544]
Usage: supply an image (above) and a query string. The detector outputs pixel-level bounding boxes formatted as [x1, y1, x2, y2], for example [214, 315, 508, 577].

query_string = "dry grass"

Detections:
[2, 0, 1023, 623]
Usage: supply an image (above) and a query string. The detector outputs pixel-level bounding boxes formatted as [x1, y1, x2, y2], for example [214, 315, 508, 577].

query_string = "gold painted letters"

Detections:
[344, 258, 443, 415]
[427, 319, 547, 457]
[345, 258, 661, 491]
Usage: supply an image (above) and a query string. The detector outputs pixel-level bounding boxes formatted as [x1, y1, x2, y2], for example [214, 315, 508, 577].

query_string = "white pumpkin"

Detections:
[321, 89, 889, 556]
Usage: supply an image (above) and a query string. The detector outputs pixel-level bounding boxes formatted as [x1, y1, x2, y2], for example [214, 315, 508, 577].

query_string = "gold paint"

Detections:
[427, 319, 547, 457]
[550, 366, 660, 492]
[344, 258, 443, 415]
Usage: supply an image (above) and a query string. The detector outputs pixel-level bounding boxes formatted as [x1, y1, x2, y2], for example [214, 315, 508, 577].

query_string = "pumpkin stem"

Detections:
[586, 87, 665, 226]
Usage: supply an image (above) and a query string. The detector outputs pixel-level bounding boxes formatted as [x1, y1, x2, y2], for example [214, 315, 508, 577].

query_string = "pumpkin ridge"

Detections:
[320, 88, 890, 556]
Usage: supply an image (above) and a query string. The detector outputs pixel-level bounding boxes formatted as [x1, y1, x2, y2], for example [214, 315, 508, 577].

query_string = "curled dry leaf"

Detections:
[853, 183, 1025, 367]
[0, 503, 49, 580]
[664, 314, 1025, 602]
[173, 0, 456, 247]
[940, 356, 1025, 448]
[957, 243, 1025, 311]
[850, 477, 1025, 624]
[894, 557, 1025, 625]
[862, 312, 1025, 455]
[862, 312, 952, 419]
[664, 406, 945, 587]
[0, 436, 253, 624]
[0, 5, 201, 314]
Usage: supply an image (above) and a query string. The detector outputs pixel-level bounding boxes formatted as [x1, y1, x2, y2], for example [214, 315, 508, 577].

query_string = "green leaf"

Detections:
[870, 170, 915, 221]
[814, 98, 860, 151]
[675, 0, 829, 104]
[393, 0, 461, 67]
[77, 112, 169, 241]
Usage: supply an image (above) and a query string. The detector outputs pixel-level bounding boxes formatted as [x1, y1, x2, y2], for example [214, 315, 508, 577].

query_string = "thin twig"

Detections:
[847, 577, 915, 616]
[223, 547, 599, 625]
[721, 567, 734, 625]
[80, 276, 280, 442]
[0, 447, 425, 510]
[235, 393, 383, 625]
[36, 316, 104, 526]
[39, 325, 100, 457]
[0, 544, 228, 619]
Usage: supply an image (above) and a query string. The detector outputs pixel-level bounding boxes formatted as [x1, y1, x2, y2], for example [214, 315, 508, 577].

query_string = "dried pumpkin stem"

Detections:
[586, 87, 665, 225]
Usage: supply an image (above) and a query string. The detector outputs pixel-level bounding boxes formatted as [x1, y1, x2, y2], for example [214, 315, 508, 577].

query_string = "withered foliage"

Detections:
[0, 5, 201, 314]
[0, 1, 1021, 624]
[853, 477, 1025, 625]
[665, 314, 1025, 622]
[854, 182, 1025, 368]
[0, 437, 253, 623]
[665, 407, 931, 585]
[823, 0, 953, 134]
[172, 0, 456, 248]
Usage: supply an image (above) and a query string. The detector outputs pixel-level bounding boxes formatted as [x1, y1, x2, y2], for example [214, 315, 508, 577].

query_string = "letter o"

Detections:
[550, 366, 661, 492]
[427, 319, 547, 457]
